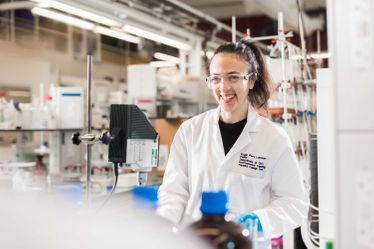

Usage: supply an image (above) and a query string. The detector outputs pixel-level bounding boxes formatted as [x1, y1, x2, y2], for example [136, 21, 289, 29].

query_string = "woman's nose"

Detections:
[219, 78, 231, 91]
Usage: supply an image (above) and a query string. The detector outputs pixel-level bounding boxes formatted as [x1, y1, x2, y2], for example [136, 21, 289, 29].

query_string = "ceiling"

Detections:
[180, 0, 326, 19]
[2, 0, 326, 52]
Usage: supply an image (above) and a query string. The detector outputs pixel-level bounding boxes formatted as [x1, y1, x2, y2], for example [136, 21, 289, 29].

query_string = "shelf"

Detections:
[267, 108, 316, 117]
[156, 98, 199, 104]
[148, 116, 191, 120]
[91, 127, 109, 131]
[0, 128, 83, 132]
[268, 107, 296, 116]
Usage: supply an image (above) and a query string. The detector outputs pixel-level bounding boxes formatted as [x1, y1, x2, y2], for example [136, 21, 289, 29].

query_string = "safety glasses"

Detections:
[205, 72, 257, 89]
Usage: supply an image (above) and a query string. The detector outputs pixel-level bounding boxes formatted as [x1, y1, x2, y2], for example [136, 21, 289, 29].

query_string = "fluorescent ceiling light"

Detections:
[32, 0, 121, 27]
[150, 61, 177, 68]
[94, 26, 140, 44]
[123, 24, 191, 50]
[154, 52, 181, 64]
[31, 7, 95, 30]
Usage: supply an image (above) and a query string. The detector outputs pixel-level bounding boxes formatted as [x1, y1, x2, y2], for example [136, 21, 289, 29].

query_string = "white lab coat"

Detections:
[157, 105, 309, 248]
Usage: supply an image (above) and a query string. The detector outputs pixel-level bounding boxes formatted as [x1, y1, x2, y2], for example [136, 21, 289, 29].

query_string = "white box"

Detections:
[56, 87, 84, 129]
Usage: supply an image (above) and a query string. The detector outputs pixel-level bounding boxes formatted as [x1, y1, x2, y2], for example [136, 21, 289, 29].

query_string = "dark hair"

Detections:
[212, 40, 272, 110]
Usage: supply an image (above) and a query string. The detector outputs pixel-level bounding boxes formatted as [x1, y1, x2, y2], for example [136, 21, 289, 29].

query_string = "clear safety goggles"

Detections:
[205, 72, 257, 89]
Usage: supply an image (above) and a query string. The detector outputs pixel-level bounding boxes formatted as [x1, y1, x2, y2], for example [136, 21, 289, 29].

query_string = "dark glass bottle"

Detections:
[191, 190, 252, 249]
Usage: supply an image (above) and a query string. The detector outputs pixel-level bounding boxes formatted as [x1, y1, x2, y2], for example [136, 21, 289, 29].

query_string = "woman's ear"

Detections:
[248, 79, 256, 90]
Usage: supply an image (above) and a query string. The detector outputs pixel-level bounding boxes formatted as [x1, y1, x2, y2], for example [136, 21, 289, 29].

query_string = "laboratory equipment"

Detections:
[190, 190, 252, 249]
[55, 87, 84, 129]
[72, 104, 160, 188]
[127, 64, 157, 117]
[108, 104, 159, 186]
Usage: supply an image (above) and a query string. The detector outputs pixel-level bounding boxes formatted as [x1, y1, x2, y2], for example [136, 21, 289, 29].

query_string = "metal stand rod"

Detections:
[298, 13, 312, 80]
[86, 55, 93, 204]
[316, 30, 322, 68]
[231, 16, 236, 43]
[278, 12, 289, 131]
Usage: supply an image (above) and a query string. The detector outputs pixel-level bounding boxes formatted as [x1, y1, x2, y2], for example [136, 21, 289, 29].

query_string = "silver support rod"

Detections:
[316, 30, 322, 68]
[298, 12, 312, 79]
[86, 55, 93, 204]
[278, 12, 289, 131]
[232, 16, 236, 43]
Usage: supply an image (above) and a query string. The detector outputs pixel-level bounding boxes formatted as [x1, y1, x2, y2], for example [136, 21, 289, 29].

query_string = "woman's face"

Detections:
[209, 53, 255, 119]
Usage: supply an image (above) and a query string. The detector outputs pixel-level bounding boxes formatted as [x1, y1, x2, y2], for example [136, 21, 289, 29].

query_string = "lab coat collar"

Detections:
[211, 103, 262, 133]
[211, 103, 263, 171]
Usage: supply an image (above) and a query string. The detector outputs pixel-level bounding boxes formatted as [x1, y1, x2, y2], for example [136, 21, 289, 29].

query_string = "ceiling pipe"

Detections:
[76, 0, 201, 43]
[161, 0, 246, 39]
[159, 0, 268, 50]
[252, 0, 324, 36]
[0, 1, 34, 11]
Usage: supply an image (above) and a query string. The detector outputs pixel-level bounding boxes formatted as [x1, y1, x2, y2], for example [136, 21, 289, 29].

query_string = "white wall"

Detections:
[0, 42, 51, 96]
[328, 0, 374, 248]
[0, 40, 127, 98]
[316, 68, 336, 247]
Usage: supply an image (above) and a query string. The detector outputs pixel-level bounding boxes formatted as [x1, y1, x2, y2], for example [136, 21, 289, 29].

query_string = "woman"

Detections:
[157, 40, 309, 248]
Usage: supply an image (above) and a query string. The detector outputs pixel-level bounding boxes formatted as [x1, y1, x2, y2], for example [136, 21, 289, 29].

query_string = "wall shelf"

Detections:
[0, 128, 82, 132]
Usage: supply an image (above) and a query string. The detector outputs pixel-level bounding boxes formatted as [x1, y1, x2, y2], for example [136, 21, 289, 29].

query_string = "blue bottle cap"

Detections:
[200, 190, 228, 215]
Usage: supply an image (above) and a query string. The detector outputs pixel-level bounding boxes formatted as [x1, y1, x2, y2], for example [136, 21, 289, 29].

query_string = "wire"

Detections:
[109, 172, 119, 195]
[310, 204, 335, 215]
[310, 203, 319, 211]
[301, 224, 319, 248]
[310, 229, 319, 237]
[308, 225, 320, 238]
[94, 162, 119, 213]
[308, 220, 320, 246]
[307, 220, 320, 246]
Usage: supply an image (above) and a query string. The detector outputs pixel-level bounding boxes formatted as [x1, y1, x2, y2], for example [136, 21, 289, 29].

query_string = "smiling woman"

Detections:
[158, 40, 309, 249]
[209, 41, 272, 122]
[209, 53, 256, 123]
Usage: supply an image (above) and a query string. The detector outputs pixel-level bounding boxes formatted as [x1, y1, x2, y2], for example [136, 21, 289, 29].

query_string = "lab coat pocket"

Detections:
[228, 171, 270, 214]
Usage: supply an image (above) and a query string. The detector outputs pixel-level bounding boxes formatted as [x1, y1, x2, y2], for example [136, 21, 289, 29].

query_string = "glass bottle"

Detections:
[191, 190, 252, 249]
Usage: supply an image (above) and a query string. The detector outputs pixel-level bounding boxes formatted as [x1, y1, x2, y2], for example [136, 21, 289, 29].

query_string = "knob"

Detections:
[72, 132, 81, 145]
[100, 131, 113, 145]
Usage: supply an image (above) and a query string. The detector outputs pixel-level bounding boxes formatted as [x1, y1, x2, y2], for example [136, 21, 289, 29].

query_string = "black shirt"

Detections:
[219, 118, 247, 155]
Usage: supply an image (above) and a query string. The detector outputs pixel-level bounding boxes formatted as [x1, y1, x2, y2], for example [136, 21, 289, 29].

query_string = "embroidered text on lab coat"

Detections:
[238, 153, 267, 171]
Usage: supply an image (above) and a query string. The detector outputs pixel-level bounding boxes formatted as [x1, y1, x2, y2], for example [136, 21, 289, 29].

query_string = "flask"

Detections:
[191, 190, 252, 249]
